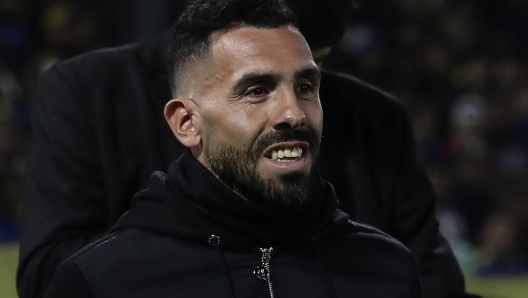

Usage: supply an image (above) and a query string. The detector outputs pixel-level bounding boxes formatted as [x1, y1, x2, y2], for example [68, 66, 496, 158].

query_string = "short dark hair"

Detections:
[286, 0, 357, 49]
[168, 0, 297, 96]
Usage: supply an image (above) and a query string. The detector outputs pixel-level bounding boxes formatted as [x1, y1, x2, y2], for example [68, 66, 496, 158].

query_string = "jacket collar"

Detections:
[111, 150, 349, 250]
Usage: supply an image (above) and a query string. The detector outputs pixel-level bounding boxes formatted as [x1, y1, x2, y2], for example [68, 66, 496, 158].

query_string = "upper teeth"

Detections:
[271, 148, 302, 160]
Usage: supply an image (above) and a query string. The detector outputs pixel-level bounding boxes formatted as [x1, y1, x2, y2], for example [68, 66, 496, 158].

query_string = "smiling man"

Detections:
[42, 1, 421, 297]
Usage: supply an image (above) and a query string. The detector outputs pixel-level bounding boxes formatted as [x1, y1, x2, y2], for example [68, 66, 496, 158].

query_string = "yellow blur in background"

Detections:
[1, 244, 528, 298]
[1, 244, 18, 298]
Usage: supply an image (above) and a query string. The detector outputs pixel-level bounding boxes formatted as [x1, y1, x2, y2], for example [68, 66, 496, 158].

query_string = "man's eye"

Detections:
[247, 87, 268, 96]
[298, 84, 313, 93]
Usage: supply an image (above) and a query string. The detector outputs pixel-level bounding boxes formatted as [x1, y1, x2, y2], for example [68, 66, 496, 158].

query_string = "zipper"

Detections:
[253, 247, 275, 298]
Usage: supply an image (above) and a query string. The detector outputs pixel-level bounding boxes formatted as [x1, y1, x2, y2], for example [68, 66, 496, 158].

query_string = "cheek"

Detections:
[304, 101, 324, 137]
[231, 109, 270, 149]
[204, 105, 268, 150]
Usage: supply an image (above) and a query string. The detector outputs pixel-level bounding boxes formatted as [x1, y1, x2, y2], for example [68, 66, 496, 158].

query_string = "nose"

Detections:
[271, 87, 306, 130]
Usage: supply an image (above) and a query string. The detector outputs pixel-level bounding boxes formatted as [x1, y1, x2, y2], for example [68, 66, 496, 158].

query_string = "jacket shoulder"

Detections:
[65, 230, 125, 263]
[343, 220, 411, 253]
[65, 228, 208, 277]
[60, 228, 224, 297]
[43, 34, 164, 88]
[321, 220, 418, 283]
[66, 228, 163, 260]
[48, 42, 146, 79]
[320, 69, 407, 111]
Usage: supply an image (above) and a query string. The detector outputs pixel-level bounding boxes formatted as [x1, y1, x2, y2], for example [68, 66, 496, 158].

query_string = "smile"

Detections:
[262, 142, 310, 172]
[270, 147, 303, 161]
[263, 141, 308, 163]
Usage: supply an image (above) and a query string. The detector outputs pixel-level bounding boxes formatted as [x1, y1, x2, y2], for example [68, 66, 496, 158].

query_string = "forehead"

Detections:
[210, 25, 315, 77]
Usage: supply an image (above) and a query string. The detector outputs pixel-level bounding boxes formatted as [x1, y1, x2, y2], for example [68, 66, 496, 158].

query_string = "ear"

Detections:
[164, 98, 202, 148]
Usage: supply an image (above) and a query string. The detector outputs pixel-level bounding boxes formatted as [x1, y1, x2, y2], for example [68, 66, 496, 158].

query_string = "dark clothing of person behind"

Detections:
[43, 150, 422, 298]
[19, 30, 467, 297]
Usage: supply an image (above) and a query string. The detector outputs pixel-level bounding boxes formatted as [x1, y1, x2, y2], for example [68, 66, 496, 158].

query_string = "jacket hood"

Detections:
[110, 150, 349, 250]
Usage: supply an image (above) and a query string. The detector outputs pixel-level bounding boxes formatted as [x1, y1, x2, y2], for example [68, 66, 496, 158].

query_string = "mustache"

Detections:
[249, 128, 319, 158]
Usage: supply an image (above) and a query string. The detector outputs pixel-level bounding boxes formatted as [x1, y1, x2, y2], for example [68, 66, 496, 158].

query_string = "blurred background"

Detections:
[0, 0, 527, 297]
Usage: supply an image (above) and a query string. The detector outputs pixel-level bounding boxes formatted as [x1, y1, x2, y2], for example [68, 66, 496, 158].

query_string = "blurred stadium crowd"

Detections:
[1, 0, 527, 278]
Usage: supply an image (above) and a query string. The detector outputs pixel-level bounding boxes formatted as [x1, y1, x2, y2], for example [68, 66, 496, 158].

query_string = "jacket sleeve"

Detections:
[43, 260, 95, 298]
[17, 65, 108, 298]
[391, 103, 476, 298]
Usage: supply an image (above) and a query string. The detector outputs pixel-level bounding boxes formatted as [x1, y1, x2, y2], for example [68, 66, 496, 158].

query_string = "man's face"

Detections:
[185, 25, 323, 207]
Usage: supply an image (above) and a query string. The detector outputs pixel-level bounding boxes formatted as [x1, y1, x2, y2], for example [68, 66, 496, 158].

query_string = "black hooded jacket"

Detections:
[43, 151, 422, 298]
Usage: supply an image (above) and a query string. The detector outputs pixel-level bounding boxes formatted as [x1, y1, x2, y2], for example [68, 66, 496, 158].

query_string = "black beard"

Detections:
[204, 129, 320, 208]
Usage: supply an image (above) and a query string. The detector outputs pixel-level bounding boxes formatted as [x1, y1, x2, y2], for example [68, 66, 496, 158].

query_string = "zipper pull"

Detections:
[253, 247, 273, 281]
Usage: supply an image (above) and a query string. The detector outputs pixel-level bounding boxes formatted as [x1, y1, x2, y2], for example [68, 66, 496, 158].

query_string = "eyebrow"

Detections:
[294, 66, 321, 82]
[231, 73, 281, 95]
[231, 65, 321, 95]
